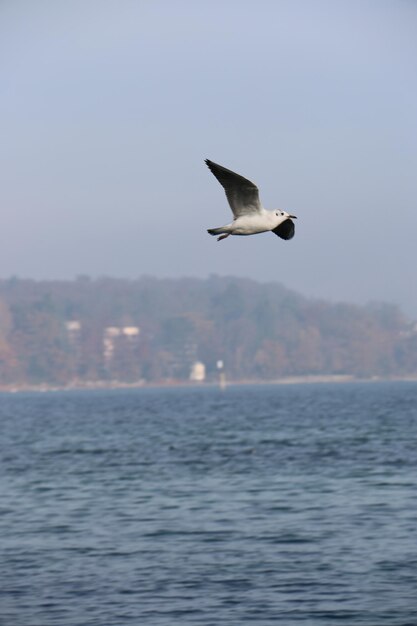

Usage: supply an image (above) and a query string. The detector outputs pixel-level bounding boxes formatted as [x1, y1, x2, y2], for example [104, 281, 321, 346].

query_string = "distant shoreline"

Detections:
[2, 374, 417, 394]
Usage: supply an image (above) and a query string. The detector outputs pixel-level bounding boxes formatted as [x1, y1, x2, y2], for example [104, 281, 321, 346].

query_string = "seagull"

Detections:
[205, 159, 297, 242]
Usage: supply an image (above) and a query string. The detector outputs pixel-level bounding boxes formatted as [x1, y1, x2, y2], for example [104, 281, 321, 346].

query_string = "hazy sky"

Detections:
[1, 1, 417, 315]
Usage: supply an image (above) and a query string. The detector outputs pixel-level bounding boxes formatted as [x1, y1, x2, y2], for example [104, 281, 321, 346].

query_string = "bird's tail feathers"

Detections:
[207, 227, 225, 236]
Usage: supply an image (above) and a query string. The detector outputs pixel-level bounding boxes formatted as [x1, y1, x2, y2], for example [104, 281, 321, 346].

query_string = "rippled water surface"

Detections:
[1, 381, 417, 625]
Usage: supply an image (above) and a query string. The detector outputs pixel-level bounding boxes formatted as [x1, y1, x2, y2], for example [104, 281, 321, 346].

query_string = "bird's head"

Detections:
[275, 210, 297, 222]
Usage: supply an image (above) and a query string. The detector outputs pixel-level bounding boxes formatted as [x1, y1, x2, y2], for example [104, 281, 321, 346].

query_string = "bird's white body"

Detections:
[205, 159, 297, 242]
[217, 209, 289, 236]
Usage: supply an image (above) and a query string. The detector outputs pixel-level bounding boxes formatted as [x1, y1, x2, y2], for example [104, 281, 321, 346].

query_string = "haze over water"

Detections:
[1, 1, 417, 314]
[1, 381, 417, 625]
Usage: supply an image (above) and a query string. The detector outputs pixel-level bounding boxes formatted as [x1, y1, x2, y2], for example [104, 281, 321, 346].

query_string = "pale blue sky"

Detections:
[1, 1, 417, 315]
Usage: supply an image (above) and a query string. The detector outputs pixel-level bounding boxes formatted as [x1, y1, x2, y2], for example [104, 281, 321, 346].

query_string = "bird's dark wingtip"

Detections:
[272, 219, 295, 240]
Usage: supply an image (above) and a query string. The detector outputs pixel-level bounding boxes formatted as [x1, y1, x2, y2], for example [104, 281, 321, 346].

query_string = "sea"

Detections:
[1, 381, 417, 626]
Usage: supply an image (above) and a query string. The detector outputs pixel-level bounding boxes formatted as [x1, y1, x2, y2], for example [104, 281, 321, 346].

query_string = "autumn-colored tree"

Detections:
[0, 276, 416, 385]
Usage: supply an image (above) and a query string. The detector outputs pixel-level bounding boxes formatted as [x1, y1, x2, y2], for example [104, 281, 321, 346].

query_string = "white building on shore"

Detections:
[189, 361, 206, 382]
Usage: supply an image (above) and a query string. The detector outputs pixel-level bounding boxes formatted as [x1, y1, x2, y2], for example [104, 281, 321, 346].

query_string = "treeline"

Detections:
[0, 275, 417, 386]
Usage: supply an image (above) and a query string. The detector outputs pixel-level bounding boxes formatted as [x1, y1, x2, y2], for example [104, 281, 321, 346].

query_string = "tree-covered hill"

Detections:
[1, 275, 416, 386]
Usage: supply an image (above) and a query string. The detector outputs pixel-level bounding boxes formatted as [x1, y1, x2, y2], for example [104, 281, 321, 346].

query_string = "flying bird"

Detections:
[205, 159, 297, 242]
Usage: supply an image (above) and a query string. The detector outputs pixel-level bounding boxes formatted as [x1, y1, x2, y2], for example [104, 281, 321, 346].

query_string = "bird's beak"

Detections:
[289, 214, 297, 219]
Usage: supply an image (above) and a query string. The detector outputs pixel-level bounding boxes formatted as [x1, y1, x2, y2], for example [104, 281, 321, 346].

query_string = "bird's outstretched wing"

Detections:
[205, 159, 262, 217]
[272, 219, 295, 240]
